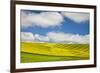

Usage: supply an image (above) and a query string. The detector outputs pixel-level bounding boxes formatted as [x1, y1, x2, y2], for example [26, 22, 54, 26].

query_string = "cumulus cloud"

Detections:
[47, 32, 69, 42]
[21, 32, 89, 44]
[21, 11, 63, 28]
[21, 32, 35, 42]
[34, 34, 50, 42]
[61, 12, 89, 23]
[47, 32, 89, 44]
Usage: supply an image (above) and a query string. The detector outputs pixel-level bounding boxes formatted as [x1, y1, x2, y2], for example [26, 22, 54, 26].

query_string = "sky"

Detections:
[21, 10, 90, 44]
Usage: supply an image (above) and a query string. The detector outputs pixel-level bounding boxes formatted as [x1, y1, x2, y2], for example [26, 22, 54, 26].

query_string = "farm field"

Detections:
[21, 42, 90, 63]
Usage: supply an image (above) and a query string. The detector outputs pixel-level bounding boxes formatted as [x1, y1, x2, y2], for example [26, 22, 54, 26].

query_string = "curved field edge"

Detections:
[21, 52, 89, 63]
[21, 42, 90, 57]
[21, 42, 90, 63]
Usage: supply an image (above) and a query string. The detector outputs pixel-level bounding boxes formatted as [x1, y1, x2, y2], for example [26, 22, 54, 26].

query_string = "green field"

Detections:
[21, 42, 90, 63]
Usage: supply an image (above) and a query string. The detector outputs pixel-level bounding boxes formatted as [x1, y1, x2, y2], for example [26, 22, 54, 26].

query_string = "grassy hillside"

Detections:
[21, 42, 89, 63]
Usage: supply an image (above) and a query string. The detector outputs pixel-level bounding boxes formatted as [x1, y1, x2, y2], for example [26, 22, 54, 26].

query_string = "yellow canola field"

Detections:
[21, 42, 89, 58]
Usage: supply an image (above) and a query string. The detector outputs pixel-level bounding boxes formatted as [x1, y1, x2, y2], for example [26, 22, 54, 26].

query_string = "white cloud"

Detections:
[47, 32, 69, 42]
[35, 34, 50, 42]
[21, 11, 63, 28]
[47, 32, 89, 44]
[21, 32, 89, 44]
[21, 32, 35, 42]
[61, 12, 89, 23]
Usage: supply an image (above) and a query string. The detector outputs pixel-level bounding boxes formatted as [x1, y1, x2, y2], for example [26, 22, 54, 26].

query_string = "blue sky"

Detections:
[21, 16, 89, 35]
[21, 10, 90, 44]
